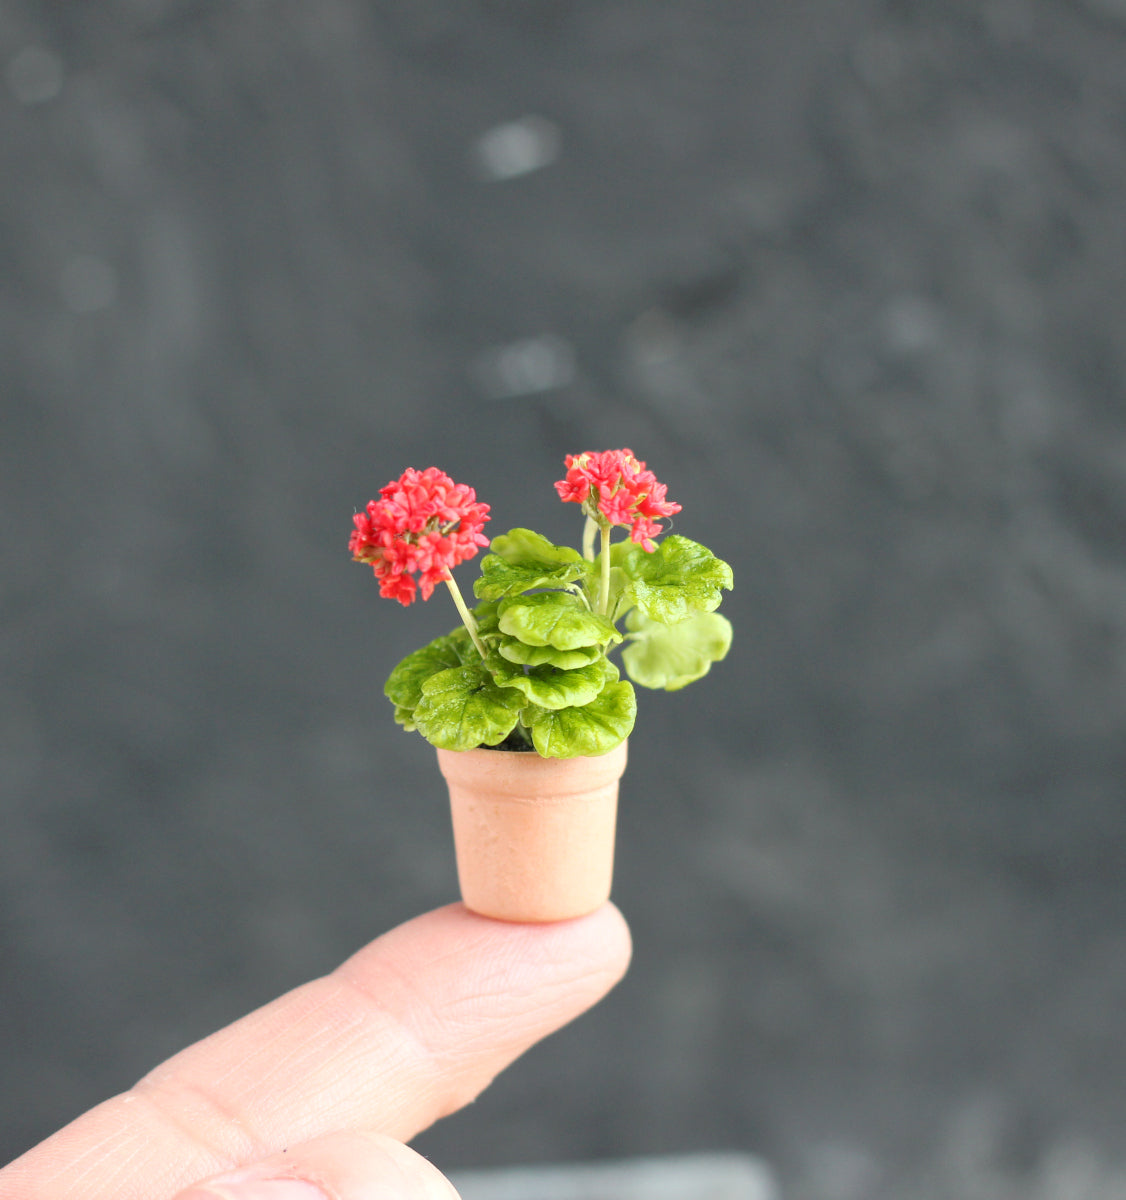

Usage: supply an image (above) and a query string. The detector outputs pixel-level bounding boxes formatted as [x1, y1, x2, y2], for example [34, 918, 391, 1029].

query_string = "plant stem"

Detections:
[598, 522, 612, 616]
[443, 571, 488, 659]
[582, 515, 598, 562]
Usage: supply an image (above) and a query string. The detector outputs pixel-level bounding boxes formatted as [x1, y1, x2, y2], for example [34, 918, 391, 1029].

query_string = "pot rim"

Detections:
[435, 739, 628, 797]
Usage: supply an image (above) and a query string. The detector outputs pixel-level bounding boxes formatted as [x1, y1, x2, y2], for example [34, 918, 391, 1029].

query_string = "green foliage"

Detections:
[622, 536, 734, 623]
[474, 529, 590, 601]
[413, 661, 526, 751]
[526, 680, 638, 758]
[392, 705, 418, 731]
[486, 652, 610, 710]
[621, 609, 733, 691]
[384, 633, 469, 712]
[498, 592, 620, 650]
[496, 636, 603, 670]
[470, 599, 502, 638]
[384, 525, 732, 758]
[490, 528, 586, 568]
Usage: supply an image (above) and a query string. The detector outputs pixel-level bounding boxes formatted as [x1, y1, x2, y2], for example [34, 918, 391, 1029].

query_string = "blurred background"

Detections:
[4, 1, 1126, 1197]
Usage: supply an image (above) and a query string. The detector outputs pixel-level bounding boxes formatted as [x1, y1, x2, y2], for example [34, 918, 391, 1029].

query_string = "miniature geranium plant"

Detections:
[350, 451, 733, 758]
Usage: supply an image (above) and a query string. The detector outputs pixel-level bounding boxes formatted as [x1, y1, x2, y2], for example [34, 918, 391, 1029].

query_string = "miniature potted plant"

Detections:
[350, 450, 732, 922]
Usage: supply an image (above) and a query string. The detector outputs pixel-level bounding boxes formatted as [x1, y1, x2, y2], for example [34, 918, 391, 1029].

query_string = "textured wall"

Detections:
[5, 2, 1126, 1197]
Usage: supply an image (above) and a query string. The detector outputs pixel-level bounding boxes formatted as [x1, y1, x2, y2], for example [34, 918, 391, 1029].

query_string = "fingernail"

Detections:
[181, 1179, 328, 1200]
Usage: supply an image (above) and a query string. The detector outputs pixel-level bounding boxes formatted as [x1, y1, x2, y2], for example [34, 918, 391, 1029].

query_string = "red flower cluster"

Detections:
[350, 467, 490, 605]
[555, 449, 681, 552]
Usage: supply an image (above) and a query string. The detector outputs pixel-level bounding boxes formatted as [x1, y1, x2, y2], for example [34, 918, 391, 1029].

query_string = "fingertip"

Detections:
[593, 899, 634, 972]
[445, 899, 632, 991]
[548, 900, 633, 984]
[374, 900, 631, 979]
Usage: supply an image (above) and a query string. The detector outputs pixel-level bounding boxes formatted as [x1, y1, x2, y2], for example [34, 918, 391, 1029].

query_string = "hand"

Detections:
[1, 902, 631, 1200]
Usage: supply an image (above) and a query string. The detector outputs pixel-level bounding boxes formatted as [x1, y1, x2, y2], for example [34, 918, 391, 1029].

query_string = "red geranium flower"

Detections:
[350, 467, 490, 605]
[554, 449, 680, 551]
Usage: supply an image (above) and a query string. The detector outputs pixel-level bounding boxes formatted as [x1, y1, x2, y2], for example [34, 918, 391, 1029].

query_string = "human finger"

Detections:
[2, 901, 631, 1200]
[172, 1129, 459, 1200]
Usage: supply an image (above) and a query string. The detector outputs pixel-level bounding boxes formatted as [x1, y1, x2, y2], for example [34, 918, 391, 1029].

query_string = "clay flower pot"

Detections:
[436, 741, 628, 923]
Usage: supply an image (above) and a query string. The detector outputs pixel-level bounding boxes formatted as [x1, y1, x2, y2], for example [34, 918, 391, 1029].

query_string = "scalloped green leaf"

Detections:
[474, 557, 588, 601]
[413, 663, 525, 751]
[622, 608, 733, 691]
[474, 530, 590, 601]
[489, 528, 585, 567]
[384, 633, 468, 711]
[527, 680, 637, 759]
[622, 535, 733, 623]
[498, 592, 621, 651]
[486, 652, 608, 711]
[496, 636, 602, 669]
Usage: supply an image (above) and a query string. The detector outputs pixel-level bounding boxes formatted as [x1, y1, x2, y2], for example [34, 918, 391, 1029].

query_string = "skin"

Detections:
[0, 902, 632, 1200]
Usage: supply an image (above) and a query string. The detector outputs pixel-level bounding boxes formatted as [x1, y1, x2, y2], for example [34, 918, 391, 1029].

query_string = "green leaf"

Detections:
[486, 652, 609, 711]
[413, 663, 525, 751]
[527, 680, 637, 758]
[498, 592, 621, 651]
[474, 530, 590, 600]
[622, 535, 734, 623]
[474, 558, 586, 601]
[392, 705, 418, 731]
[384, 634, 468, 711]
[622, 609, 733, 691]
[604, 567, 634, 623]
[469, 600, 502, 639]
[609, 539, 635, 567]
[489, 528, 585, 567]
[497, 637, 603, 669]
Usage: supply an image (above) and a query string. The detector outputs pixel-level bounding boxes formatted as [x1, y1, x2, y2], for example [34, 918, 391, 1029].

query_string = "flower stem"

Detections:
[582, 515, 598, 562]
[443, 571, 487, 659]
[598, 522, 612, 616]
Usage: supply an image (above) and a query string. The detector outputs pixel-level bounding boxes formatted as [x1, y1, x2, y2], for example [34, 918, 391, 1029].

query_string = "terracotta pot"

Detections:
[436, 740, 628, 923]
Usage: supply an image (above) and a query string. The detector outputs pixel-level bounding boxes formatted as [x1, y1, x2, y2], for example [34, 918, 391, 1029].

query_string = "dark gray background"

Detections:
[4, 2, 1126, 1197]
